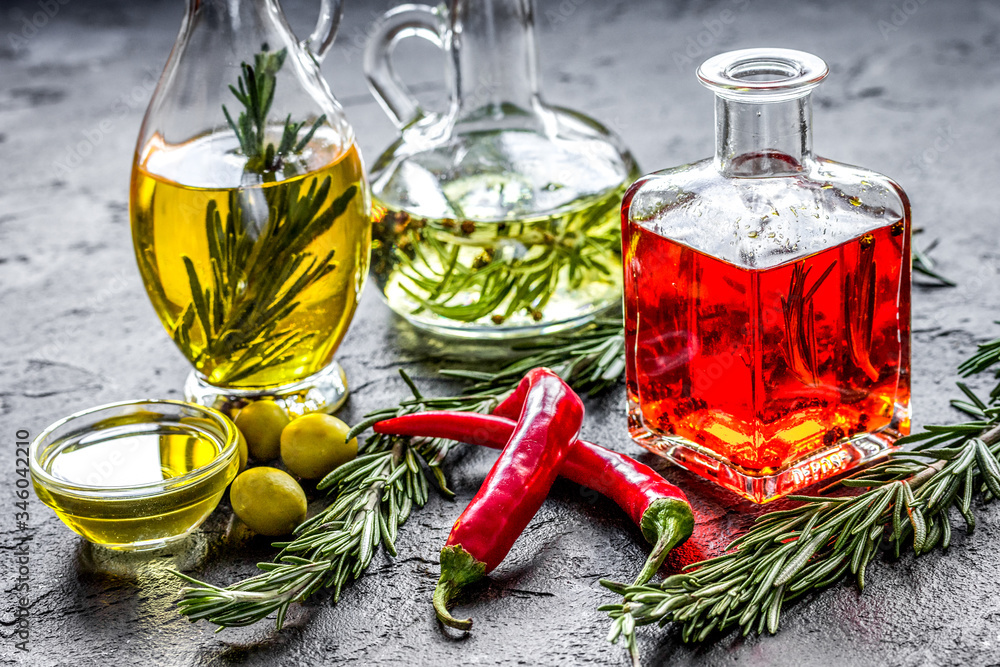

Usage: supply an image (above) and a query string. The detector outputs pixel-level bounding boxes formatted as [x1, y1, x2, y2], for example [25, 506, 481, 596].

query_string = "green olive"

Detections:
[234, 401, 289, 461]
[280, 413, 358, 479]
[230, 467, 307, 536]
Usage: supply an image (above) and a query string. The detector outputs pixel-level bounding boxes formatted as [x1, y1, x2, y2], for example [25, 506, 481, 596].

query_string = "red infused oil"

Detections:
[624, 213, 910, 498]
[623, 48, 911, 502]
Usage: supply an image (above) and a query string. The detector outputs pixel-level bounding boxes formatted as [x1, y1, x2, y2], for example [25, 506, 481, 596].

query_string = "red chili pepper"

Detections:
[495, 382, 694, 578]
[430, 368, 584, 630]
[375, 412, 694, 587]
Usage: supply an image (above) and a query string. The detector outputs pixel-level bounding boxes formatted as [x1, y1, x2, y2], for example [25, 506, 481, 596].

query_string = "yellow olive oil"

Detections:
[131, 131, 371, 388]
[33, 421, 238, 550]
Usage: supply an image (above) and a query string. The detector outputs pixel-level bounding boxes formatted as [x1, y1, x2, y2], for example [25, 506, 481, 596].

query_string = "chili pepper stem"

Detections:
[434, 545, 487, 631]
[634, 498, 695, 586]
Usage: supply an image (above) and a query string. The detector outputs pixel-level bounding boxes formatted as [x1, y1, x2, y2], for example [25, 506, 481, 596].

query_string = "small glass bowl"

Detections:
[30, 400, 240, 552]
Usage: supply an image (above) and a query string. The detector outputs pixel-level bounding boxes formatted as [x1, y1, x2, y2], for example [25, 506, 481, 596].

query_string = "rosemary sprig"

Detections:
[173, 180, 357, 385]
[174, 316, 627, 628]
[373, 187, 625, 326]
[912, 238, 956, 287]
[223, 46, 326, 176]
[911, 229, 955, 287]
[176, 412, 453, 629]
[601, 330, 1000, 659]
[781, 260, 835, 383]
[440, 316, 626, 396]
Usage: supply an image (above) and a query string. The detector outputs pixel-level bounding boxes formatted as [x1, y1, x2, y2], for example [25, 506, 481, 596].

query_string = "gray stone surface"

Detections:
[2, 0, 1000, 664]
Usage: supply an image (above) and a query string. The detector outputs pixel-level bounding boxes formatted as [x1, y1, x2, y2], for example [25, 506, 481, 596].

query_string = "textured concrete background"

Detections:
[2, 0, 1000, 665]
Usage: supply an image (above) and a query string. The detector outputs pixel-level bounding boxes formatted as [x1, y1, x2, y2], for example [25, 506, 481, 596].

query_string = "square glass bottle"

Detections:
[623, 49, 911, 503]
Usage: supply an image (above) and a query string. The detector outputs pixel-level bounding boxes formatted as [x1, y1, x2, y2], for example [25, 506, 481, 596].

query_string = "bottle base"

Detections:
[628, 405, 908, 503]
[184, 361, 349, 418]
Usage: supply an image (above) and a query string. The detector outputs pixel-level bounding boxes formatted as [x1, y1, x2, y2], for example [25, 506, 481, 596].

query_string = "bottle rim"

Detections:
[697, 48, 829, 102]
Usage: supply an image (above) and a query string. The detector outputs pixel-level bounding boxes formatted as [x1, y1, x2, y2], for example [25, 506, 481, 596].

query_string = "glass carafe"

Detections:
[623, 49, 911, 502]
[363, 0, 638, 339]
[130, 0, 371, 415]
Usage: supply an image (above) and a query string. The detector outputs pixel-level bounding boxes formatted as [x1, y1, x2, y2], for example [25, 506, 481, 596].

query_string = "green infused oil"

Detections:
[371, 184, 626, 336]
[33, 416, 238, 550]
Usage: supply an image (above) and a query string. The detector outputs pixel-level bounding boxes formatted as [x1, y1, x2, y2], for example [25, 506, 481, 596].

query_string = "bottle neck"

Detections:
[451, 0, 540, 125]
[185, 0, 280, 37]
[714, 94, 812, 177]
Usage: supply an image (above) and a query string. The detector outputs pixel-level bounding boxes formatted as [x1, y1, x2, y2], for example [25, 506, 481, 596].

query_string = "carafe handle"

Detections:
[364, 3, 449, 130]
[304, 0, 344, 63]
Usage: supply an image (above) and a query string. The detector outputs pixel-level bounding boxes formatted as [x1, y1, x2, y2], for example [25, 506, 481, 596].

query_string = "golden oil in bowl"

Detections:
[30, 400, 240, 552]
